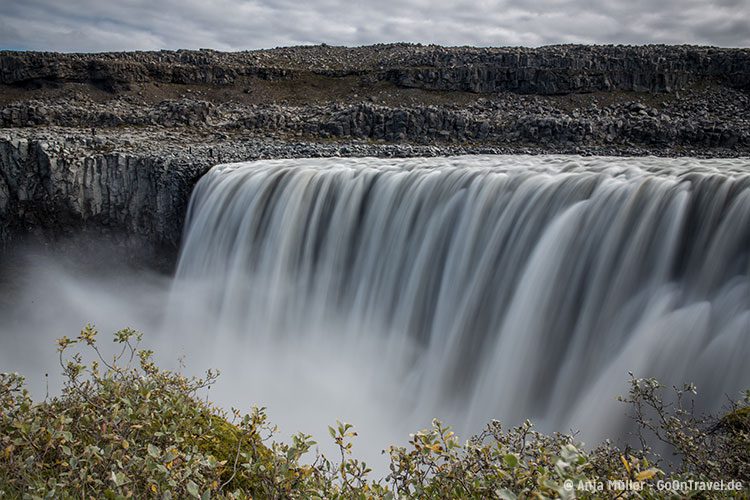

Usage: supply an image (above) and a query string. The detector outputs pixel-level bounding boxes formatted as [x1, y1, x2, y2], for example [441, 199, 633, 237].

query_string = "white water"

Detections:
[2, 155, 749, 469]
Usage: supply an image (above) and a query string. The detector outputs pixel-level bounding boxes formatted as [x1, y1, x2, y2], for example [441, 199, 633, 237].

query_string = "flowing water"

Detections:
[2, 155, 749, 468]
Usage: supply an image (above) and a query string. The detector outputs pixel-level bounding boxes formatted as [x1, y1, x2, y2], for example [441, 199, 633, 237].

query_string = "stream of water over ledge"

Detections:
[2, 155, 749, 469]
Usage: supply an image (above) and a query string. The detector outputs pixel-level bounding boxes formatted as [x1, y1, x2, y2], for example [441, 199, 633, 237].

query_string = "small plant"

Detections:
[1, 326, 747, 498]
[619, 374, 750, 483]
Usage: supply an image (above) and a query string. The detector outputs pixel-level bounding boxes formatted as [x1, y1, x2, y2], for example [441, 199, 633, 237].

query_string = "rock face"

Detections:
[1, 43, 749, 266]
[2, 44, 749, 94]
[3, 88, 748, 150]
[385, 45, 750, 94]
[0, 138, 205, 253]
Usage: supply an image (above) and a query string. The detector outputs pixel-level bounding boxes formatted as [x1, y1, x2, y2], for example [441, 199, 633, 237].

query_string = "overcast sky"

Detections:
[1, 0, 749, 52]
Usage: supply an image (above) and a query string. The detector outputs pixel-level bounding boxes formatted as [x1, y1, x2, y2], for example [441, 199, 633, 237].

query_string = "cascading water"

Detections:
[166, 155, 750, 462]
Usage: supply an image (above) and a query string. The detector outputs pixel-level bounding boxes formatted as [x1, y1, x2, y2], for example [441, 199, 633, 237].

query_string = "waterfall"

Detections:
[169, 155, 750, 453]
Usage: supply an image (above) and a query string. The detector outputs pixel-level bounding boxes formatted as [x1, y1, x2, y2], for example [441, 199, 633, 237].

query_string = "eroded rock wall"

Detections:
[2, 45, 749, 94]
[0, 137, 207, 250]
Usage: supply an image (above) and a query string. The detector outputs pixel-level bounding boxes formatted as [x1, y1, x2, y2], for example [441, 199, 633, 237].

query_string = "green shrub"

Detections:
[0, 327, 747, 499]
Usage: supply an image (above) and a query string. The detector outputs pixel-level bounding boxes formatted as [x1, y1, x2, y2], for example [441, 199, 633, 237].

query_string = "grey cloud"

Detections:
[1, 0, 749, 52]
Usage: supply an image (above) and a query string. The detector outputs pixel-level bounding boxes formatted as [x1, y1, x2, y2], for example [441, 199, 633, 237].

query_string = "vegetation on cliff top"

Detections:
[1, 326, 748, 499]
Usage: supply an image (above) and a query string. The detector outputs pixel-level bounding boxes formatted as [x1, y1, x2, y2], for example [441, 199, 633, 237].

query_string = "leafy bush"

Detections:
[0, 327, 747, 499]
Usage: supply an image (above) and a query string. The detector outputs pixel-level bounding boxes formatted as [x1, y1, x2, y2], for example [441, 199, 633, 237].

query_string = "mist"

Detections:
[0, 239, 423, 471]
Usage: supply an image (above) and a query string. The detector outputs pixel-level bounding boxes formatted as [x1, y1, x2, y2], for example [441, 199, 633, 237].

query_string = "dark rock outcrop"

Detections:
[3, 88, 748, 150]
[0, 137, 206, 252]
[2, 44, 749, 95]
[384, 45, 750, 94]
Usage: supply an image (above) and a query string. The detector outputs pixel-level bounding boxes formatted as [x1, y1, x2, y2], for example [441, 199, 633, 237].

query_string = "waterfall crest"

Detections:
[171, 155, 750, 446]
